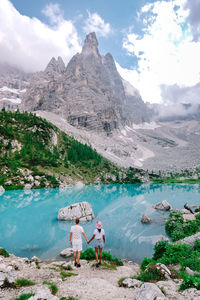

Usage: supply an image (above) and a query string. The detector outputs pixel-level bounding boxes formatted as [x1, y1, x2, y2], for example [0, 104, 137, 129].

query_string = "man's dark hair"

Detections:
[75, 218, 80, 224]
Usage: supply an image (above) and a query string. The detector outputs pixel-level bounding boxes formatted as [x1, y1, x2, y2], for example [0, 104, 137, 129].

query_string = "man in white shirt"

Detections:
[69, 218, 88, 267]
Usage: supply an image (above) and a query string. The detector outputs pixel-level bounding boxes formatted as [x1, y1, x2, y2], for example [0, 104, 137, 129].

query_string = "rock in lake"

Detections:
[60, 248, 74, 258]
[0, 186, 5, 196]
[141, 214, 151, 223]
[154, 200, 172, 211]
[57, 201, 94, 221]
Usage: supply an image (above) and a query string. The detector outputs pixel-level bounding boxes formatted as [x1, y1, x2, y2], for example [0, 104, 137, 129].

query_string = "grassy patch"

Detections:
[14, 293, 35, 300]
[60, 264, 73, 271]
[35, 260, 40, 269]
[152, 178, 200, 184]
[43, 281, 58, 295]
[60, 271, 78, 280]
[118, 277, 127, 287]
[15, 278, 36, 289]
[137, 264, 164, 282]
[101, 262, 117, 270]
[0, 248, 10, 257]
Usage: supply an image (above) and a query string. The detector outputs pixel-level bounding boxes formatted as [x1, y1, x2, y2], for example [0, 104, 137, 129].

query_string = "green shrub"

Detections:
[193, 240, 200, 252]
[80, 248, 123, 266]
[43, 281, 58, 295]
[179, 274, 200, 291]
[0, 248, 9, 257]
[15, 278, 36, 288]
[66, 264, 72, 271]
[165, 211, 184, 236]
[153, 241, 169, 260]
[165, 211, 200, 242]
[14, 293, 35, 300]
[140, 258, 155, 271]
[137, 265, 164, 282]
[80, 248, 95, 260]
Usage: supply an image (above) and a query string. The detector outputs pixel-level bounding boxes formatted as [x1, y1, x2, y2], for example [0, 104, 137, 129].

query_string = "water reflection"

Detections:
[0, 184, 199, 263]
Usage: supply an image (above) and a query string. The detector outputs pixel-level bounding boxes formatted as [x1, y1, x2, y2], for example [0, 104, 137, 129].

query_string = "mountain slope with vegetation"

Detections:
[0, 109, 149, 190]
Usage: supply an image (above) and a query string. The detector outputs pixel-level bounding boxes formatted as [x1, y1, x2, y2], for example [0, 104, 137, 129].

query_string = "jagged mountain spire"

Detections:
[45, 56, 65, 74]
[82, 32, 100, 58]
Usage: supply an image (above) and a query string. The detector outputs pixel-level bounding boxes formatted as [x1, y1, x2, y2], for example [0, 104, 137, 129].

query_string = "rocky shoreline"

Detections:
[0, 250, 200, 300]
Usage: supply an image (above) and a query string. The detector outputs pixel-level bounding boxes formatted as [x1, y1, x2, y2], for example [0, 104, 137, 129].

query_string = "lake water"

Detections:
[0, 184, 200, 263]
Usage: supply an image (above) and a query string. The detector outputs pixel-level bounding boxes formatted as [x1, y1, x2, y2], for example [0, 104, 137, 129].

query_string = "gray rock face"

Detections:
[29, 285, 59, 300]
[57, 201, 94, 221]
[154, 200, 172, 211]
[177, 232, 200, 247]
[122, 278, 141, 288]
[155, 263, 171, 280]
[135, 282, 165, 300]
[23, 32, 151, 134]
[0, 263, 16, 288]
[0, 63, 31, 111]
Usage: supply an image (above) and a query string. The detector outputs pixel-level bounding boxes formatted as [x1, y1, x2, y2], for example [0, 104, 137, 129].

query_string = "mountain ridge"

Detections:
[22, 32, 151, 134]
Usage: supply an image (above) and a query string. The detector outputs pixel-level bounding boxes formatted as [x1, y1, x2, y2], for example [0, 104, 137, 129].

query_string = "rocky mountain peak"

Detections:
[82, 32, 100, 58]
[45, 56, 65, 74]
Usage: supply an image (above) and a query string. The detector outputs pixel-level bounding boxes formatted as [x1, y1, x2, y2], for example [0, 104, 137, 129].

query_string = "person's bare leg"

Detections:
[99, 248, 102, 264]
[95, 248, 99, 263]
[77, 251, 81, 264]
[74, 251, 77, 265]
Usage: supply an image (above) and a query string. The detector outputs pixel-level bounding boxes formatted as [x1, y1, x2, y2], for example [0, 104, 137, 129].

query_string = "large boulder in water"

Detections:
[154, 200, 172, 211]
[57, 201, 94, 222]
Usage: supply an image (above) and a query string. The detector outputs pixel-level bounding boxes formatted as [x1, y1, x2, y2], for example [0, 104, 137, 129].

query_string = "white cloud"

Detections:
[0, 0, 81, 72]
[83, 11, 112, 37]
[42, 3, 64, 25]
[118, 0, 200, 105]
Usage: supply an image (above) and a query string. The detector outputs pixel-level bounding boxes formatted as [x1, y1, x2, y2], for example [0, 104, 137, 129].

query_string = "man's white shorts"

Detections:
[72, 239, 82, 251]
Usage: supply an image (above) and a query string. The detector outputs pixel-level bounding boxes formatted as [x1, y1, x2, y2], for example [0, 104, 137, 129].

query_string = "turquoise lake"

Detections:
[0, 184, 200, 263]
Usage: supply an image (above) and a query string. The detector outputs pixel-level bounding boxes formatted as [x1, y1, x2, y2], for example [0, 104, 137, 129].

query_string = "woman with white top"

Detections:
[88, 221, 105, 267]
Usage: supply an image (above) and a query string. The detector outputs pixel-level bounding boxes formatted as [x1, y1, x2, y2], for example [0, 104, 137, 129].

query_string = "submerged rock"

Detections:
[57, 201, 94, 221]
[141, 214, 151, 223]
[154, 200, 172, 211]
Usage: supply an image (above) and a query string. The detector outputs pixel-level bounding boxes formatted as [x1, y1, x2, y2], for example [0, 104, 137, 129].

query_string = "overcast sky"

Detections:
[0, 0, 200, 109]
